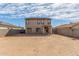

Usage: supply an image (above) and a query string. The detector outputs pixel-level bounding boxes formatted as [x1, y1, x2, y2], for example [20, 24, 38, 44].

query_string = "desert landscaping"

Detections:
[0, 34, 79, 56]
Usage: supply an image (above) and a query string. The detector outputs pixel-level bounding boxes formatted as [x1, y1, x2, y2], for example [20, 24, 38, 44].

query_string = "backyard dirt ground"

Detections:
[0, 34, 79, 56]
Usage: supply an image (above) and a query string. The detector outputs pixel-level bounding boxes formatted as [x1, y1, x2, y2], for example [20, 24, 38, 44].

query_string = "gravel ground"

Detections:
[0, 34, 79, 56]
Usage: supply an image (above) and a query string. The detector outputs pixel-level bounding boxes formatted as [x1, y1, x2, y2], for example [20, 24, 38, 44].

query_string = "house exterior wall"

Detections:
[56, 25, 79, 38]
[0, 25, 23, 36]
[25, 18, 52, 34]
[49, 26, 52, 34]
[0, 29, 10, 36]
[72, 25, 79, 37]
[55, 23, 79, 38]
[56, 28, 73, 36]
[0, 29, 20, 36]
[72, 29, 79, 37]
[26, 25, 43, 34]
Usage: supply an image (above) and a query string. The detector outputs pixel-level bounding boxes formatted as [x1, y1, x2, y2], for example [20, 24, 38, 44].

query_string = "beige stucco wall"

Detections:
[72, 29, 79, 38]
[57, 28, 73, 36]
[72, 25, 79, 37]
[26, 26, 52, 34]
[0, 29, 10, 36]
[26, 26, 43, 34]
[25, 18, 52, 34]
[48, 26, 52, 34]
[56, 24, 79, 38]
[56, 28, 79, 38]
[0, 26, 23, 36]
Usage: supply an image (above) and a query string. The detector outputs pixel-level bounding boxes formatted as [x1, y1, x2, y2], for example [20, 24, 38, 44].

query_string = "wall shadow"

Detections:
[6, 29, 50, 37]
[6, 29, 25, 36]
[55, 33, 79, 40]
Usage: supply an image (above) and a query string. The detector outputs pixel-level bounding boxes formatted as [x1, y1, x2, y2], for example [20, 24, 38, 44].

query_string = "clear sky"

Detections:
[0, 3, 79, 27]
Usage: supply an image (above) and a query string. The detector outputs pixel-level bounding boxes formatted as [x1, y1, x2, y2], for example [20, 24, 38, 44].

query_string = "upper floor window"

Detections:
[37, 22, 40, 24]
[26, 21, 51, 25]
[42, 22, 44, 25]
[48, 22, 51, 24]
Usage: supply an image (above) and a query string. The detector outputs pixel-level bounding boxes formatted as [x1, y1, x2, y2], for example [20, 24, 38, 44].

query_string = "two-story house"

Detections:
[25, 18, 52, 34]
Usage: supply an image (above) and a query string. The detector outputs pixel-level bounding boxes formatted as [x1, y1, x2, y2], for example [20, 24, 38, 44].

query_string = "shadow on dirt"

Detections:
[54, 33, 79, 40]
[6, 29, 51, 37]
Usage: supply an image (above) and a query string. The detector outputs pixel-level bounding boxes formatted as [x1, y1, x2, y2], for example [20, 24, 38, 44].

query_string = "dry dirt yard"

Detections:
[0, 34, 79, 56]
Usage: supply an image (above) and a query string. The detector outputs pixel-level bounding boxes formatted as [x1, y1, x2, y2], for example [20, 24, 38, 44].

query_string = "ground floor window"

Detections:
[36, 28, 41, 33]
[27, 28, 32, 33]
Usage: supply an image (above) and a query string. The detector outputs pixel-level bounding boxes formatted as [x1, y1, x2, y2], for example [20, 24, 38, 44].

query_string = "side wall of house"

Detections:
[56, 24, 79, 38]
[6, 29, 21, 36]
[72, 25, 79, 38]
[0, 29, 10, 36]
[56, 28, 73, 36]
[72, 29, 79, 38]
[0, 29, 23, 36]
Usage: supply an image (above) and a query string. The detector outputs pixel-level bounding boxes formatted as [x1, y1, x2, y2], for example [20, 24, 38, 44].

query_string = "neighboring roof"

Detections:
[25, 18, 51, 20]
[56, 22, 79, 29]
[0, 21, 23, 29]
[56, 24, 74, 29]
[71, 22, 79, 29]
